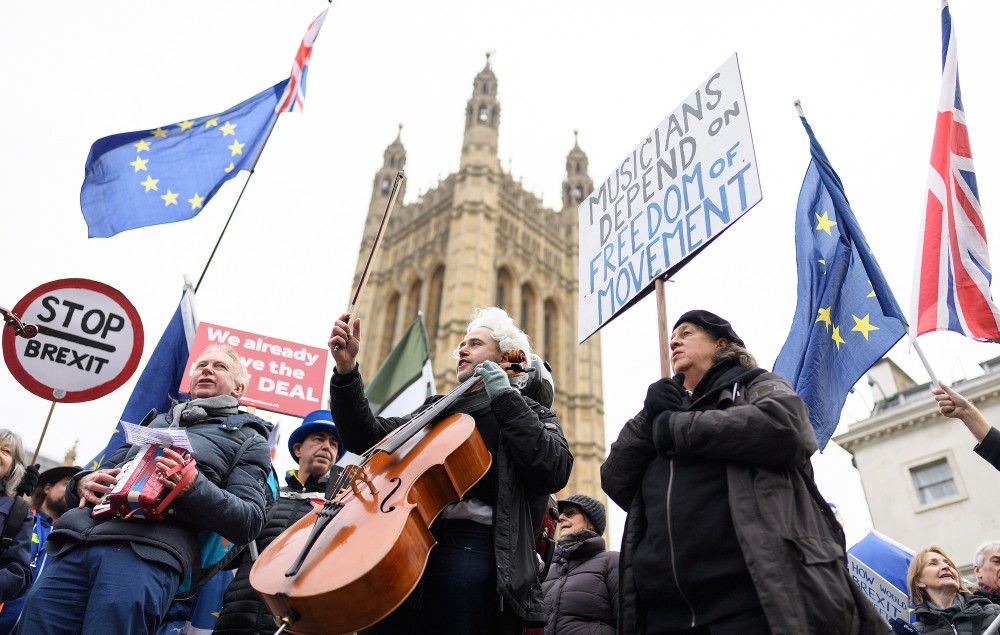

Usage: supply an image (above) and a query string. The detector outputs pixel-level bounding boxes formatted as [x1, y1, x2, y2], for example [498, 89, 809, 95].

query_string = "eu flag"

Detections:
[80, 79, 288, 238]
[773, 113, 907, 450]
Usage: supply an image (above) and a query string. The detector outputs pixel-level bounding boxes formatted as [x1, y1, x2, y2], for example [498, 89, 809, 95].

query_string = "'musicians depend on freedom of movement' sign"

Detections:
[578, 53, 762, 342]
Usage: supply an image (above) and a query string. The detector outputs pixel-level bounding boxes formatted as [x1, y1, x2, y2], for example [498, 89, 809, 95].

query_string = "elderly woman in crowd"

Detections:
[541, 494, 618, 635]
[903, 545, 1000, 635]
[602, 309, 887, 635]
[0, 429, 33, 605]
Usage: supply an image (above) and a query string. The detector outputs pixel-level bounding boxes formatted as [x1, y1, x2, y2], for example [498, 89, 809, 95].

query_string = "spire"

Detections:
[563, 129, 593, 210]
[376, 124, 406, 198]
[460, 54, 501, 170]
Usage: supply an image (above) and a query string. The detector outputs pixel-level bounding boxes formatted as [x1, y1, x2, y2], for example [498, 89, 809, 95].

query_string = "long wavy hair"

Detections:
[0, 430, 27, 497]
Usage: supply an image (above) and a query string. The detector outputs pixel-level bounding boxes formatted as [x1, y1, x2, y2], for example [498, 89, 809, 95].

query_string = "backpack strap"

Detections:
[0, 498, 29, 554]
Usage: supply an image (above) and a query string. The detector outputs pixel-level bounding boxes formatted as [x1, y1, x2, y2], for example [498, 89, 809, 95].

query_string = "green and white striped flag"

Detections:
[366, 315, 436, 417]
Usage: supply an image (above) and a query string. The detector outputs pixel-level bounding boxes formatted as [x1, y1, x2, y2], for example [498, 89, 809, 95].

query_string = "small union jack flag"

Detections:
[277, 8, 328, 114]
[911, 0, 1000, 341]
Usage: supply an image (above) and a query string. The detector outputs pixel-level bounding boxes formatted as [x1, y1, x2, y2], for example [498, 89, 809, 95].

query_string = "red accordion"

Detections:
[92, 443, 197, 521]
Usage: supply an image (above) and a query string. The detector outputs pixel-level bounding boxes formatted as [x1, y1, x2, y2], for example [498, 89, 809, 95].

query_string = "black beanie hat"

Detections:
[673, 310, 744, 346]
[557, 494, 607, 535]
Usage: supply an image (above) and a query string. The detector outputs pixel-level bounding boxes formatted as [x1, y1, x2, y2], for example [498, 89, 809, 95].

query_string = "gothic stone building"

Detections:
[348, 58, 605, 500]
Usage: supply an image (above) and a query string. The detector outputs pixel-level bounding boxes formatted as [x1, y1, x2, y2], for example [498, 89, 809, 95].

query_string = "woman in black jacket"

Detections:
[542, 494, 618, 635]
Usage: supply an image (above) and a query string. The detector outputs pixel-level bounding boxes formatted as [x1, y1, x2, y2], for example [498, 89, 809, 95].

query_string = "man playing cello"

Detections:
[328, 307, 572, 635]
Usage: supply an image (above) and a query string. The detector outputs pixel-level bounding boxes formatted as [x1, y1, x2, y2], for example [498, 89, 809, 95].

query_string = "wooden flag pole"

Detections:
[31, 400, 57, 464]
[655, 277, 671, 378]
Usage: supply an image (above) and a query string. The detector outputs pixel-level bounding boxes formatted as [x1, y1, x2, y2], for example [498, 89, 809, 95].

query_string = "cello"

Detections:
[249, 352, 532, 634]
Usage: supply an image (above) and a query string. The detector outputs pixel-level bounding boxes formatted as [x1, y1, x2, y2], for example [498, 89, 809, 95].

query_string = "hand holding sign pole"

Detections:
[2, 279, 143, 462]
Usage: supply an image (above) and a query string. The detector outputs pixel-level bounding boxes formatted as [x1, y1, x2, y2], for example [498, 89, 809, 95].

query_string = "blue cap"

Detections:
[287, 410, 345, 462]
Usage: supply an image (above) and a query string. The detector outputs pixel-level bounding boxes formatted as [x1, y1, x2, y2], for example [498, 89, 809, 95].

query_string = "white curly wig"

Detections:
[453, 307, 533, 360]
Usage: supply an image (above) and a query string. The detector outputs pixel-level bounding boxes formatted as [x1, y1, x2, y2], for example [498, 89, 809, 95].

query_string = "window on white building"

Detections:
[910, 459, 960, 505]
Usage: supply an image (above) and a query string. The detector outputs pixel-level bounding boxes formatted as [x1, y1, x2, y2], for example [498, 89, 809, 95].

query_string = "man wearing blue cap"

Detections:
[214, 410, 344, 635]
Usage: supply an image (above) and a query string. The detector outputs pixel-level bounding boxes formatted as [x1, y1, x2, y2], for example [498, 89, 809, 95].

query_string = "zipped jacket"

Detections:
[914, 592, 1000, 635]
[602, 363, 889, 635]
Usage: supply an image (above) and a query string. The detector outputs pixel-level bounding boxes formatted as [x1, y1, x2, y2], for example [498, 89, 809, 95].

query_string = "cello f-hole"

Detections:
[380, 478, 402, 514]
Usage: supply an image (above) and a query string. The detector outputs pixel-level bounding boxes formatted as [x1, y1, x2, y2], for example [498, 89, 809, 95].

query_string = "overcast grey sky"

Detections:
[2, 1, 999, 547]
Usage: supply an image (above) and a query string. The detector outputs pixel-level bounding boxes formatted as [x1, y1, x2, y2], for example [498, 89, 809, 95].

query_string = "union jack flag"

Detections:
[911, 0, 1000, 341]
[276, 8, 328, 114]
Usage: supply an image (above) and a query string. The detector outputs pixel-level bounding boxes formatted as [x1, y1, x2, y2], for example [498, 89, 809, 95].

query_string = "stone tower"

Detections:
[349, 55, 606, 500]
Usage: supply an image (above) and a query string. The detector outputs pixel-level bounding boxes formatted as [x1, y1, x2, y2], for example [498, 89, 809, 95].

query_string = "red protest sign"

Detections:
[181, 322, 327, 417]
[2, 278, 143, 402]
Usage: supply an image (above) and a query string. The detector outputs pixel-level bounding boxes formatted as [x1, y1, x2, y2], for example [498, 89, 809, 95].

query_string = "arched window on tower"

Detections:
[380, 293, 400, 363]
[496, 267, 513, 312]
[482, 83, 489, 96]
[405, 279, 422, 322]
[389, 156, 396, 168]
[427, 265, 445, 342]
[544, 299, 559, 375]
[575, 162, 581, 174]
[520, 283, 537, 340]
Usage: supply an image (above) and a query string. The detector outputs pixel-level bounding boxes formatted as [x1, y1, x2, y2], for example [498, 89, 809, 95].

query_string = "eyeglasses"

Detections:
[558, 507, 580, 519]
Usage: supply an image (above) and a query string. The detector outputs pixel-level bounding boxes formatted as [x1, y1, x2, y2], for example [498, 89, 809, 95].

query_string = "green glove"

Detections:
[475, 360, 514, 399]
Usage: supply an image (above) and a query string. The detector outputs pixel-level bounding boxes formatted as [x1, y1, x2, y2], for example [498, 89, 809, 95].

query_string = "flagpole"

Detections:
[655, 277, 671, 378]
[195, 113, 281, 293]
[31, 400, 57, 464]
[911, 338, 941, 386]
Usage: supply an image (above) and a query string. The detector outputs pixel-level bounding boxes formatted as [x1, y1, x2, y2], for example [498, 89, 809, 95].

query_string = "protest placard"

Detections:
[577, 53, 761, 342]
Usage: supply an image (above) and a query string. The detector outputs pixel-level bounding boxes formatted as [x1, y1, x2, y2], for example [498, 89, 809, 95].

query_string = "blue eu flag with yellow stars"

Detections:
[773, 112, 907, 450]
[80, 79, 289, 238]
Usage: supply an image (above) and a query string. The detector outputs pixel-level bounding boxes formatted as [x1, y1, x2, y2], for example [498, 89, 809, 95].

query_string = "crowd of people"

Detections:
[0, 306, 997, 634]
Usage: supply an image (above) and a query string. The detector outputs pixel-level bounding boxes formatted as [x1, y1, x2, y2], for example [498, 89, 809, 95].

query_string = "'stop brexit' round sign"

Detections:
[2, 278, 144, 403]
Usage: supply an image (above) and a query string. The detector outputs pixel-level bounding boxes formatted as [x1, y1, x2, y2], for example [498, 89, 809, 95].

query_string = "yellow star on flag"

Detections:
[161, 189, 179, 206]
[220, 121, 237, 137]
[815, 210, 837, 236]
[851, 314, 880, 341]
[816, 306, 832, 332]
[204, 117, 219, 128]
[129, 156, 149, 172]
[831, 325, 846, 350]
[133, 139, 151, 153]
[177, 120, 195, 131]
[150, 127, 168, 138]
[866, 281, 876, 298]
[228, 140, 245, 156]
[140, 175, 159, 192]
[188, 193, 205, 210]
[224, 162, 235, 174]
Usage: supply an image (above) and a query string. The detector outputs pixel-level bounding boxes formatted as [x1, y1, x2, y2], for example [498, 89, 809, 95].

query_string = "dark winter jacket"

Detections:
[914, 591, 1000, 635]
[213, 468, 334, 635]
[49, 409, 271, 576]
[0, 494, 31, 603]
[330, 367, 573, 626]
[541, 533, 618, 635]
[974, 427, 1000, 472]
[601, 362, 890, 635]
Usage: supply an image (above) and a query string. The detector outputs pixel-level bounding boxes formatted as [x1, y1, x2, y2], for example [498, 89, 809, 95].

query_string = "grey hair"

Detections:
[200, 345, 250, 390]
[974, 540, 1000, 568]
[453, 307, 533, 359]
[713, 341, 757, 370]
[0, 430, 27, 497]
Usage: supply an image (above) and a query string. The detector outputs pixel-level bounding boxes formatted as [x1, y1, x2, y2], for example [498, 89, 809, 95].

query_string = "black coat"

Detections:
[213, 469, 333, 635]
[914, 592, 1000, 635]
[541, 534, 618, 635]
[602, 364, 889, 635]
[51, 410, 271, 575]
[330, 367, 572, 626]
